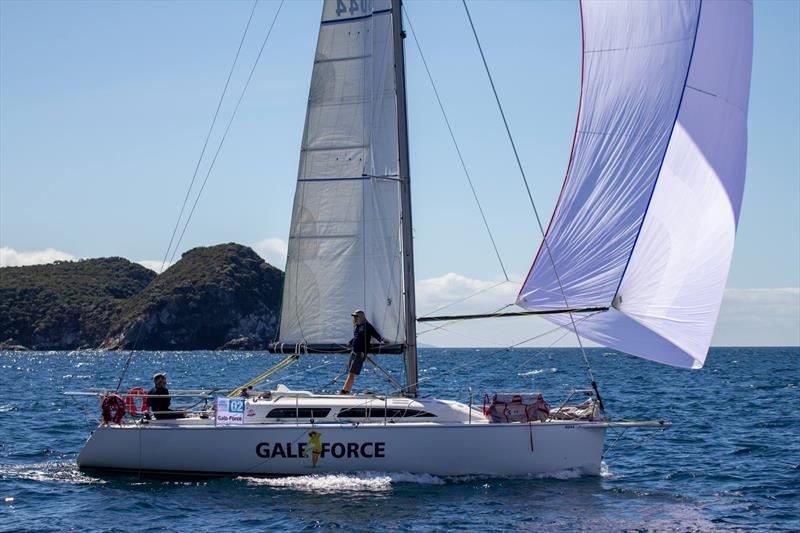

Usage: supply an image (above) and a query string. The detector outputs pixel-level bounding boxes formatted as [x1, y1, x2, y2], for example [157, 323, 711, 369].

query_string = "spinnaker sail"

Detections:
[279, 0, 406, 346]
[517, 0, 753, 369]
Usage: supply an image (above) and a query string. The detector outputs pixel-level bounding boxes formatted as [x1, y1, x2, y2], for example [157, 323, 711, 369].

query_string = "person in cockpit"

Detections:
[148, 372, 186, 420]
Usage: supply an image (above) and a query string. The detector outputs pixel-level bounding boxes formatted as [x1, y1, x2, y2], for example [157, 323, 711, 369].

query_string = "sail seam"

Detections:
[611, 0, 704, 302]
[315, 54, 370, 64]
[297, 175, 400, 182]
[585, 35, 693, 54]
[288, 234, 359, 240]
[578, 129, 662, 139]
[686, 84, 747, 114]
[301, 144, 369, 152]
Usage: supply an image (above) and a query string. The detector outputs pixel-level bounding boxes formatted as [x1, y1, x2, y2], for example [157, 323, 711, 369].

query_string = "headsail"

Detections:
[278, 0, 406, 346]
[517, 0, 753, 368]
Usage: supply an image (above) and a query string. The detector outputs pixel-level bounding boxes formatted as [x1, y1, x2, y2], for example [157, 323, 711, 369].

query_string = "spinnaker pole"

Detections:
[392, 0, 418, 397]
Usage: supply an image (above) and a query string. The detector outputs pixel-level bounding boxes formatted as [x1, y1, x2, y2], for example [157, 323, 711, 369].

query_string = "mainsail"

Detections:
[278, 0, 408, 347]
[517, 0, 753, 369]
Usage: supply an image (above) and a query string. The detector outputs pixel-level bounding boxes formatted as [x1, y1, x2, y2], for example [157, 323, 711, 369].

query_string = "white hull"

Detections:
[72, 390, 658, 478]
[77, 420, 606, 477]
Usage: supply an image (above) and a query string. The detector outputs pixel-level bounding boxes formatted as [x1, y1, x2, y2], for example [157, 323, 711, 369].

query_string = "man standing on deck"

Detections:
[340, 310, 385, 394]
[148, 373, 185, 420]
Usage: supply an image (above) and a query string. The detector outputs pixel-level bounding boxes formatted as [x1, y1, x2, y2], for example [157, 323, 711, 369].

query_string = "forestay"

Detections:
[279, 0, 406, 345]
[517, 0, 753, 369]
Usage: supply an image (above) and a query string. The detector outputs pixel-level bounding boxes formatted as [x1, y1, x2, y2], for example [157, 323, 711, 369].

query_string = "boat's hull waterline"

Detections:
[77, 421, 607, 477]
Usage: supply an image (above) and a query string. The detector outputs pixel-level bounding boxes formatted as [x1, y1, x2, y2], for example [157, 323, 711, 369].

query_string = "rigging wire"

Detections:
[158, 0, 260, 275]
[168, 0, 286, 267]
[402, 313, 595, 396]
[421, 323, 512, 348]
[114, 1, 284, 393]
[418, 279, 512, 319]
[461, 0, 602, 408]
[403, 9, 509, 281]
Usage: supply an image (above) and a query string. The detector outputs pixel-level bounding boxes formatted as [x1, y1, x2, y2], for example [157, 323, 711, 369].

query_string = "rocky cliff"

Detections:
[100, 243, 283, 350]
[0, 257, 156, 350]
[0, 243, 284, 350]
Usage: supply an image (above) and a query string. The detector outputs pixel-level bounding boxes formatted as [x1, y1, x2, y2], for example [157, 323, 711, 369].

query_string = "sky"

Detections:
[1, 0, 798, 348]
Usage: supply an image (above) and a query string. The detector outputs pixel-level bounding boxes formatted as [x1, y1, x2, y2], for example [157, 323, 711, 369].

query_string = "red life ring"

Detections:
[101, 394, 126, 424]
[125, 387, 148, 415]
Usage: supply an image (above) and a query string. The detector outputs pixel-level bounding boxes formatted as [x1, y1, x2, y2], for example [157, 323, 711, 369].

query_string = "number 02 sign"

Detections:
[215, 398, 245, 426]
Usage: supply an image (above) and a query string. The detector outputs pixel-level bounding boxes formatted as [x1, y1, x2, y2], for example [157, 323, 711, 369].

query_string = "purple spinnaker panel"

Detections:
[518, 0, 701, 311]
[518, 0, 753, 368]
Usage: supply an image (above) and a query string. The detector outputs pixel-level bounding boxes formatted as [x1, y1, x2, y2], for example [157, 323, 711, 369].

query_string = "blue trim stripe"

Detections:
[321, 8, 391, 26]
[611, 0, 704, 302]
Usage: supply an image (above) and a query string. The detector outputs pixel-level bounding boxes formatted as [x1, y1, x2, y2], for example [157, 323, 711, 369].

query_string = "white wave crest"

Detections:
[531, 468, 583, 480]
[240, 468, 600, 492]
[600, 461, 612, 478]
[518, 367, 558, 377]
[444, 469, 588, 482]
[241, 471, 445, 492]
[0, 462, 105, 485]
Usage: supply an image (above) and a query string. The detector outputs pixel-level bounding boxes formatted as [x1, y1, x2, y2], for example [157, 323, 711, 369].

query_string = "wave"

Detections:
[0, 462, 105, 485]
[240, 466, 601, 492]
[531, 468, 583, 480]
[240, 471, 446, 492]
[518, 367, 558, 377]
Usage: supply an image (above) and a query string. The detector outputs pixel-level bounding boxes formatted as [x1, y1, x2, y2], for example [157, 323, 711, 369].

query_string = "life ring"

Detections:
[101, 394, 126, 424]
[125, 387, 148, 415]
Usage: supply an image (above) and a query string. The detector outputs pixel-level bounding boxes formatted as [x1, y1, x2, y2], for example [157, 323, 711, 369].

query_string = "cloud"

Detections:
[0, 246, 76, 267]
[415, 272, 519, 315]
[414, 272, 555, 348]
[136, 259, 174, 273]
[252, 238, 288, 268]
[714, 287, 800, 346]
[413, 272, 800, 348]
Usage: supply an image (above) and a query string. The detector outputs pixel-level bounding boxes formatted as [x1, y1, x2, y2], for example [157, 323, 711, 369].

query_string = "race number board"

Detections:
[215, 397, 245, 426]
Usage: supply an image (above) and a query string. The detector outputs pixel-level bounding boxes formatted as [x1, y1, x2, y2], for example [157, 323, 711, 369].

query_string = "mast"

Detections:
[392, 0, 418, 397]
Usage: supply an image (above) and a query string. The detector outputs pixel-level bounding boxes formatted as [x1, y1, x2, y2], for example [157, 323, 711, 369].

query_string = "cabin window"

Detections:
[337, 408, 436, 418]
[266, 408, 331, 419]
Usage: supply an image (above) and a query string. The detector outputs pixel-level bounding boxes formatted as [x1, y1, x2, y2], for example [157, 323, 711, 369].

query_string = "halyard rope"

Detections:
[114, 1, 284, 392]
[461, 1, 602, 407]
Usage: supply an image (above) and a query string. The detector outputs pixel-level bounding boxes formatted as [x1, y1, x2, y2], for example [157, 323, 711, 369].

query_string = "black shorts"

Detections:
[348, 351, 366, 375]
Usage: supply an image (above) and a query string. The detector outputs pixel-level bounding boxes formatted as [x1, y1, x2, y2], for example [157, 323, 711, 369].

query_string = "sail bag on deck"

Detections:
[517, 0, 753, 368]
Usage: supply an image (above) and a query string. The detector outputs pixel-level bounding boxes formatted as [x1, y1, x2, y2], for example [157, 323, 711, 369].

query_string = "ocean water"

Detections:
[0, 347, 798, 531]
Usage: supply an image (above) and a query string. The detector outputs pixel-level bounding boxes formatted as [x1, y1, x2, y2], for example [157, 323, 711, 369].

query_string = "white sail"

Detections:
[279, 0, 406, 345]
[517, 0, 753, 368]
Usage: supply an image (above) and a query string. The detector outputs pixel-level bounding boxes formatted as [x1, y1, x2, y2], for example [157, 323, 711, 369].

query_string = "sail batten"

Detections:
[518, 0, 753, 369]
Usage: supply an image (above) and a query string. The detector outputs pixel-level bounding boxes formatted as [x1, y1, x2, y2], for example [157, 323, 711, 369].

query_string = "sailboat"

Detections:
[74, 0, 753, 477]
